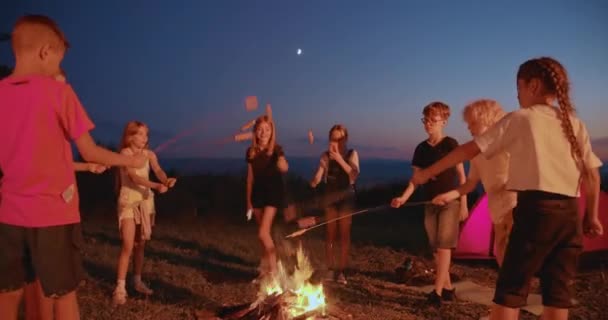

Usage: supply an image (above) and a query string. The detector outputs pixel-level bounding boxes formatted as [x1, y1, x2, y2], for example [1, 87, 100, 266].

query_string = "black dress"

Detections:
[247, 145, 287, 209]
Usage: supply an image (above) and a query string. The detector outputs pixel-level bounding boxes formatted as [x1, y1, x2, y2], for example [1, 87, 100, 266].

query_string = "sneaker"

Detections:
[134, 281, 154, 295]
[426, 290, 442, 307]
[336, 272, 347, 285]
[323, 270, 336, 282]
[442, 288, 456, 301]
[112, 287, 127, 305]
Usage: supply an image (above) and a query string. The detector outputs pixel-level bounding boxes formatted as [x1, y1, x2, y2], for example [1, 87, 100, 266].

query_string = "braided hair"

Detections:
[517, 57, 585, 174]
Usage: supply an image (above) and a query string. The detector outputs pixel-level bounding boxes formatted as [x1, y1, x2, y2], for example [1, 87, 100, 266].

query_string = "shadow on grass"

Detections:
[85, 230, 259, 285]
[83, 260, 217, 307]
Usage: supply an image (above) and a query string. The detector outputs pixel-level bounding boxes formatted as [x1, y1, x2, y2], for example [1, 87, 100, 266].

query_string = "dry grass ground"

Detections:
[61, 207, 608, 320]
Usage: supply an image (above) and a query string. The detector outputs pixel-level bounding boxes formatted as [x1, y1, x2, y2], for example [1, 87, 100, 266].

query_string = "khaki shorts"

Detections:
[118, 188, 155, 228]
[424, 200, 460, 250]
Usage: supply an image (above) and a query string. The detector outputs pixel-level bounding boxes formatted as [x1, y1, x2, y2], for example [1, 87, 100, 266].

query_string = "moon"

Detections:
[297, 48, 302, 55]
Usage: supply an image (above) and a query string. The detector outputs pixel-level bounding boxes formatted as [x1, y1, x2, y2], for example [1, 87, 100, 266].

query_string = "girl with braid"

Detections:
[411, 56, 603, 320]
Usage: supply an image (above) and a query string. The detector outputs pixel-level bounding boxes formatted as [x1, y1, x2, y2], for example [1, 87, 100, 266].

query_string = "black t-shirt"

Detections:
[411, 137, 460, 200]
[246, 144, 285, 186]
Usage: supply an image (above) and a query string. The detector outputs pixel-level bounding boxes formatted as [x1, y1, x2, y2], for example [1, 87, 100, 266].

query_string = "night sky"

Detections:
[1, 0, 607, 159]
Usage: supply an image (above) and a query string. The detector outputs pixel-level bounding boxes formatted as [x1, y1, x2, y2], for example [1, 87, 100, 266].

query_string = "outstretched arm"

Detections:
[412, 141, 481, 184]
[73, 162, 106, 173]
[148, 151, 169, 184]
[75, 133, 143, 168]
[582, 167, 603, 237]
[456, 162, 469, 219]
[390, 167, 420, 208]
[310, 155, 327, 188]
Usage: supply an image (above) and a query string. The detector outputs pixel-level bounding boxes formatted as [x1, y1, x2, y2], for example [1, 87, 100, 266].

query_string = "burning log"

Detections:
[195, 244, 352, 320]
[196, 294, 352, 320]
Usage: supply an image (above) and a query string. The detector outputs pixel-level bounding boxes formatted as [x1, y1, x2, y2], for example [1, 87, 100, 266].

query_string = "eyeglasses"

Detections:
[421, 117, 444, 125]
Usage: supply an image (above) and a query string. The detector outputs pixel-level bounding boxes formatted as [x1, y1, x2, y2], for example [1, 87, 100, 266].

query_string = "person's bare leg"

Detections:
[25, 280, 52, 320]
[325, 207, 338, 270]
[258, 206, 277, 273]
[114, 219, 135, 304]
[53, 290, 80, 320]
[338, 212, 352, 271]
[539, 306, 568, 320]
[0, 288, 24, 320]
[489, 304, 519, 320]
[434, 248, 451, 294]
[133, 239, 146, 278]
[117, 219, 136, 283]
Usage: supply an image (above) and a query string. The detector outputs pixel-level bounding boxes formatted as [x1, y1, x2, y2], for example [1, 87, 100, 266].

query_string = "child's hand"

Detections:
[165, 178, 177, 188]
[297, 217, 316, 228]
[391, 196, 406, 208]
[155, 184, 168, 193]
[328, 145, 343, 162]
[87, 163, 107, 174]
[459, 206, 469, 221]
[583, 216, 603, 238]
[432, 191, 457, 206]
[277, 157, 288, 172]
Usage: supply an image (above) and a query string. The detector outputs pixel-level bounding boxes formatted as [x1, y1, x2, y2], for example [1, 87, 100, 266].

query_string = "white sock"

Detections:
[133, 275, 142, 284]
[117, 279, 126, 290]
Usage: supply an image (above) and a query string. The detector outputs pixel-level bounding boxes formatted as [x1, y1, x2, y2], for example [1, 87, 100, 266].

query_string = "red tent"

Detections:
[455, 189, 608, 259]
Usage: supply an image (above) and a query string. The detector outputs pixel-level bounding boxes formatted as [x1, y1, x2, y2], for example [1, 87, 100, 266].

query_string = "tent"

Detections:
[455, 189, 608, 259]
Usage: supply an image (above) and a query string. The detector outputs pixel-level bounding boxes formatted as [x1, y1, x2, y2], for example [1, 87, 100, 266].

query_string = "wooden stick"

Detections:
[285, 201, 430, 239]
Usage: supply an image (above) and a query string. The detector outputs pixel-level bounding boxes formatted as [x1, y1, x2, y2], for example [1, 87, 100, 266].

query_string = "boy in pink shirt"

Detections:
[0, 15, 146, 320]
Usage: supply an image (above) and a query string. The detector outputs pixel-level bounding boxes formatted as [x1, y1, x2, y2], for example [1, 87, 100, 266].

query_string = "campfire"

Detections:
[197, 245, 351, 320]
[250, 245, 326, 319]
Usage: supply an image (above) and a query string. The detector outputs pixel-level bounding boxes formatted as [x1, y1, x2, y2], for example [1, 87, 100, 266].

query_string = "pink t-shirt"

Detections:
[0, 75, 95, 227]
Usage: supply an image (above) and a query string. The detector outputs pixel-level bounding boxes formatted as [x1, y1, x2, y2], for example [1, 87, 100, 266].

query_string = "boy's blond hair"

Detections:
[462, 99, 506, 127]
[423, 101, 450, 120]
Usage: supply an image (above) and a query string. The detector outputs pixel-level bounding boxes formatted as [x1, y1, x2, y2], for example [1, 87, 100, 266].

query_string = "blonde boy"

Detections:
[432, 99, 516, 266]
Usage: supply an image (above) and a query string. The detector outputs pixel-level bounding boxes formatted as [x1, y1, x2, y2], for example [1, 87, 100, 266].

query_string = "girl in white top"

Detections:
[112, 121, 177, 305]
[412, 57, 603, 320]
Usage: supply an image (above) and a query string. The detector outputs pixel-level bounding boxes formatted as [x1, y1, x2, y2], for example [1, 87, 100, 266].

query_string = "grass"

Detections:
[66, 205, 608, 320]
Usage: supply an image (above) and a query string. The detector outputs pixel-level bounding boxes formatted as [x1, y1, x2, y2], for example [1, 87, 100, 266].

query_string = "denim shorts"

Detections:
[424, 200, 460, 250]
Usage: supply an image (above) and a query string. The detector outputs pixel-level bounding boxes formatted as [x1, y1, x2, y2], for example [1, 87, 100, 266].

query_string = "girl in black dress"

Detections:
[246, 115, 288, 277]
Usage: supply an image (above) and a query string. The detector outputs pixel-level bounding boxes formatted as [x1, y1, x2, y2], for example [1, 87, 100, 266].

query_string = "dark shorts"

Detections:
[0, 222, 85, 298]
[252, 183, 286, 209]
[424, 200, 460, 250]
[322, 187, 356, 212]
[494, 191, 582, 308]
